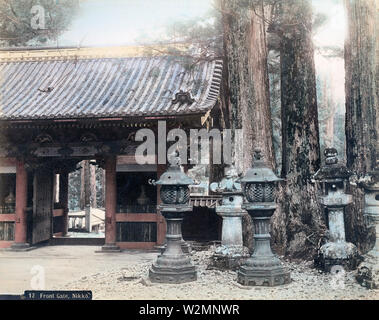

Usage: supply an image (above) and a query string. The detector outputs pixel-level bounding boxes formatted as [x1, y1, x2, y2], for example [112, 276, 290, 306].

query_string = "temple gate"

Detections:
[0, 45, 223, 251]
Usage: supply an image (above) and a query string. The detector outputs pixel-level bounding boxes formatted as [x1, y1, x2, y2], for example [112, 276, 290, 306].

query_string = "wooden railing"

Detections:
[68, 215, 87, 232]
[0, 221, 14, 241]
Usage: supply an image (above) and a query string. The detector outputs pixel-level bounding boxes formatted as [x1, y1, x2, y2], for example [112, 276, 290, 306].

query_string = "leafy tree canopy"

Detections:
[0, 0, 79, 47]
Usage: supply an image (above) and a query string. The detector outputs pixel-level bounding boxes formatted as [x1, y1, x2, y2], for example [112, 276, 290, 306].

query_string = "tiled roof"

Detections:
[0, 47, 222, 121]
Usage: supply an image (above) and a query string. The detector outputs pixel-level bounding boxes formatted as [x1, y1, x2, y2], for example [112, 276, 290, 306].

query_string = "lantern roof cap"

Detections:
[155, 152, 194, 186]
[313, 148, 351, 181]
[239, 149, 283, 183]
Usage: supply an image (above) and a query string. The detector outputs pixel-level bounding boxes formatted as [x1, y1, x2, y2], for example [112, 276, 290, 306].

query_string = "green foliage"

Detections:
[316, 73, 346, 160]
[0, 0, 79, 46]
[95, 165, 104, 209]
[68, 168, 81, 211]
[313, 12, 328, 32]
[139, 4, 223, 65]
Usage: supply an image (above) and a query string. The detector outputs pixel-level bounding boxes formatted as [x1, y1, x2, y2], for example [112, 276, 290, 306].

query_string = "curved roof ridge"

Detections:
[0, 44, 191, 63]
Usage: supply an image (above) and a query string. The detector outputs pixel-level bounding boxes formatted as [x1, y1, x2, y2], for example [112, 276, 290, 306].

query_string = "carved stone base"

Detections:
[181, 241, 192, 254]
[149, 264, 197, 284]
[237, 265, 291, 287]
[157, 242, 192, 255]
[316, 241, 360, 272]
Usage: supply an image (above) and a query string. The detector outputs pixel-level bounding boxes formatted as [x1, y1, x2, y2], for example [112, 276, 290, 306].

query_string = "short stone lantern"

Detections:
[360, 157, 379, 258]
[237, 149, 291, 287]
[148, 153, 197, 284]
[313, 148, 359, 272]
[210, 165, 249, 270]
[354, 154, 379, 289]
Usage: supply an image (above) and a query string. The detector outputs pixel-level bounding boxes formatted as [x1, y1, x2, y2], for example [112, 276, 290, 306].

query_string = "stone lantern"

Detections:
[148, 153, 197, 284]
[210, 165, 249, 270]
[360, 155, 379, 258]
[355, 165, 379, 289]
[237, 149, 290, 286]
[313, 148, 359, 272]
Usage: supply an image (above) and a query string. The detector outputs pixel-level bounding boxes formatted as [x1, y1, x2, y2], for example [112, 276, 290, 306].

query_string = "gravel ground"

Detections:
[53, 248, 379, 300]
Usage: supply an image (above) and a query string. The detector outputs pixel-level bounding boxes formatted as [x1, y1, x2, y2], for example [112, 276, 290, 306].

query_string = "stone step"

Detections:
[50, 237, 105, 246]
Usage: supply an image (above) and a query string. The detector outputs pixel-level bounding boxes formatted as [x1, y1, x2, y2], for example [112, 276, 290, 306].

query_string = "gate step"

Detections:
[50, 237, 105, 246]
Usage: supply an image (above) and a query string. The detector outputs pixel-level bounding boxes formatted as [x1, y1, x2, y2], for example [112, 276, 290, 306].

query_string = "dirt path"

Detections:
[0, 246, 156, 295]
[51, 249, 379, 300]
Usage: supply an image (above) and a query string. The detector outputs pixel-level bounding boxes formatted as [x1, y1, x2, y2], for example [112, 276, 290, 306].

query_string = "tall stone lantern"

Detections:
[313, 148, 359, 272]
[237, 149, 291, 287]
[149, 154, 197, 284]
[210, 165, 249, 270]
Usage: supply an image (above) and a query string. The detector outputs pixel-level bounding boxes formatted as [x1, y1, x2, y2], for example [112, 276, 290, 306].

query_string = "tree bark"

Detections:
[220, 0, 275, 173]
[90, 164, 97, 208]
[278, 0, 325, 259]
[80, 160, 91, 210]
[219, 0, 275, 251]
[344, 0, 378, 253]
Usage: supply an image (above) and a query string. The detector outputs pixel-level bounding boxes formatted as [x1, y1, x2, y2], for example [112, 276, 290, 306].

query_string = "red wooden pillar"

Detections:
[59, 172, 69, 236]
[11, 160, 30, 250]
[156, 164, 167, 246]
[101, 156, 121, 252]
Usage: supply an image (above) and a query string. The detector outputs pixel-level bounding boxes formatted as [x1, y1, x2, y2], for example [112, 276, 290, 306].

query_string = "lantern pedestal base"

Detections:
[213, 207, 248, 270]
[316, 241, 360, 272]
[237, 204, 291, 287]
[158, 241, 192, 255]
[149, 207, 197, 284]
[180, 240, 192, 254]
[237, 264, 291, 287]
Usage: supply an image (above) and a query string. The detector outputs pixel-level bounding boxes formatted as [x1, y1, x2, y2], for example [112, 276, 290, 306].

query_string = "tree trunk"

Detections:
[80, 160, 91, 210]
[344, 0, 378, 254]
[278, 0, 325, 259]
[220, 0, 274, 173]
[219, 0, 275, 251]
[90, 164, 97, 208]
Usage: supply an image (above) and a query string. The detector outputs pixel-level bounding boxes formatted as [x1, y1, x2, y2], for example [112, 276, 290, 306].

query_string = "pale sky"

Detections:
[56, 0, 347, 48]
[312, 0, 347, 49]
[312, 0, 346, 112]
[56, 0, 347, 112]
[57, 0, 213, 46]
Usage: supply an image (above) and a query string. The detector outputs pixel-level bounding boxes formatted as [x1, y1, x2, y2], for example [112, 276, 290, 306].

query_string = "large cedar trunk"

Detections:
[220, 0, 274, 173]
[344, 0, 378, 254]
[219, 0, 275, 250]
[278, 0, 325, 259]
